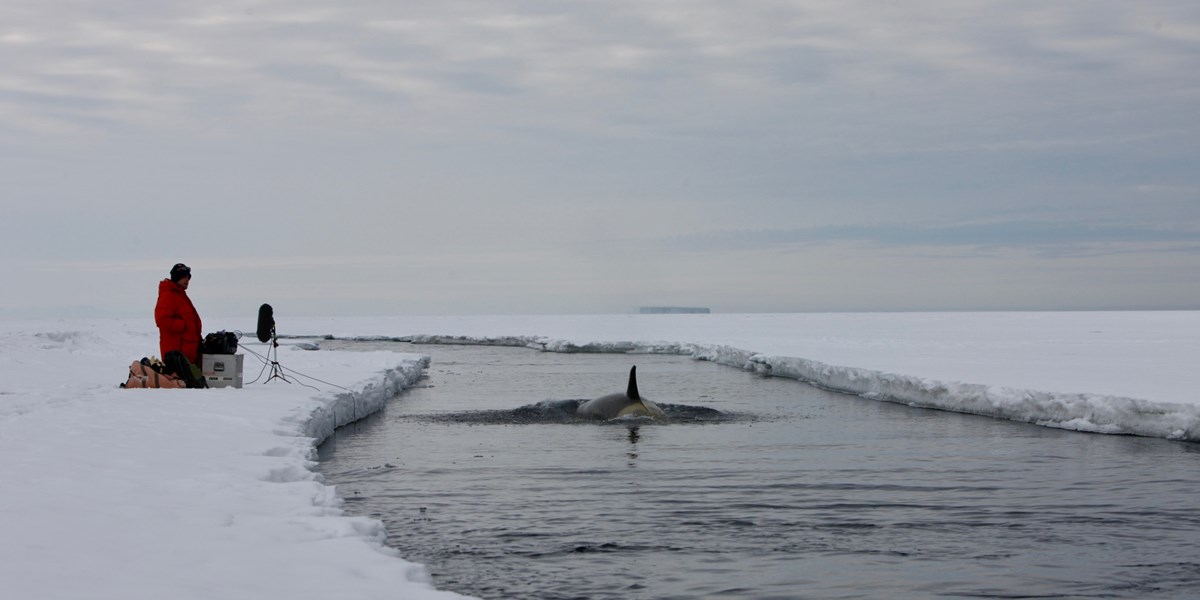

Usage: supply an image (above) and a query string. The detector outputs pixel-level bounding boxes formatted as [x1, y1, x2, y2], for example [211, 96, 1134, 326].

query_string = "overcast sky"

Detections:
[2, 1, 1198, 318]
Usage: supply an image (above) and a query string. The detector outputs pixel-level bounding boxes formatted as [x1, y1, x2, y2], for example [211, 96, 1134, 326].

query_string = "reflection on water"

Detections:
[319, 343, 1200, 600]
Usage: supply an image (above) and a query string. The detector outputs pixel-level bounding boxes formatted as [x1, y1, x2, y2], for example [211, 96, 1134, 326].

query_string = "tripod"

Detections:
[264, 327, 290, 384]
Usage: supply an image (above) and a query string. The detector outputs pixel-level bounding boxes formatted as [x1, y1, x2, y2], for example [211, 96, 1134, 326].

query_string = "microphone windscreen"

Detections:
[256, 303, 274, 343]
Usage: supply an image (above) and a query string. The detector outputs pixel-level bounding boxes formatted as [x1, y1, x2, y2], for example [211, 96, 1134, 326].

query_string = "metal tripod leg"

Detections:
[263, 337, 291, 384]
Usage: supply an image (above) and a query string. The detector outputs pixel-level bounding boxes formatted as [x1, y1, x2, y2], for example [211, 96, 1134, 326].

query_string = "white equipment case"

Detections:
[202, 354, 244, 389]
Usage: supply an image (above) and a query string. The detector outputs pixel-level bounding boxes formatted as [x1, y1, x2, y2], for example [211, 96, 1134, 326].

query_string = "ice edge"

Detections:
[299, 354, 431, 444]
[385, 334, 1197, 442]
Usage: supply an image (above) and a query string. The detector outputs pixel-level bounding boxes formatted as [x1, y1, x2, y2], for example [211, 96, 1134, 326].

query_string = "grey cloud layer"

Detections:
[1, 1, 1197, 314]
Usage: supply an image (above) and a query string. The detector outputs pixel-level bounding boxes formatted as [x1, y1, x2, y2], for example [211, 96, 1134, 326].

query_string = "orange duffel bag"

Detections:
[122, 359, 186, 389]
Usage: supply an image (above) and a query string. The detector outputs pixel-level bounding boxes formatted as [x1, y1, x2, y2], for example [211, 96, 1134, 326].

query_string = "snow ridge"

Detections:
[301, 355, 431, 444]
[748, 354, 1199, 442]
[430, 335, 1200, 442]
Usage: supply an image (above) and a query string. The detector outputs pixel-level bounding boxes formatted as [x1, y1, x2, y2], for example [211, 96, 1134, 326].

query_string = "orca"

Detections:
[576, 366, 666, 421]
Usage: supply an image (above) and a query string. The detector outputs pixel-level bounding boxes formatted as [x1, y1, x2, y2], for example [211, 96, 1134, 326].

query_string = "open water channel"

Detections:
[317, 342, 1200, 599]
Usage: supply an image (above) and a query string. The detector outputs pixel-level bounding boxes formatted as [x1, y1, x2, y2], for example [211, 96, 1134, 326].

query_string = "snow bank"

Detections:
[284, 312, 1200, 442]
[300, 353, 429, 443]
[745, 354, 1200, 441]
[0, 318, 472, 600]
[426, 336, 1199, 442]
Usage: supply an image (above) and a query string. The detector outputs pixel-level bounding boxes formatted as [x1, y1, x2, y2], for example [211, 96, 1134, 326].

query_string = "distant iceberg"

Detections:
[638, 306, 711, 314]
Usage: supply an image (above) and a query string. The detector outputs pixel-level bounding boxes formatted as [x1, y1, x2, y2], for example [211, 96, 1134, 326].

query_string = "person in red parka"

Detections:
[155, 263, 203, 364]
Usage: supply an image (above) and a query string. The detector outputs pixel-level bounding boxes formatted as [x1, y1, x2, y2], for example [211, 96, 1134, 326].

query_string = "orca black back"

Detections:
[626, 365, 639, 400]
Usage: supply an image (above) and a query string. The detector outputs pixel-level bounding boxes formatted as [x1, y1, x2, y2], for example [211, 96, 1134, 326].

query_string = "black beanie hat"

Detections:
[170, 263, 191, 282]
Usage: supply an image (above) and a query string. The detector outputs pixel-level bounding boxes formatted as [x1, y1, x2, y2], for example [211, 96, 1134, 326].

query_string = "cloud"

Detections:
[0, 1, 1197, 315]
[1, 1, 1189, 140]
[652, 222, 1200, 256]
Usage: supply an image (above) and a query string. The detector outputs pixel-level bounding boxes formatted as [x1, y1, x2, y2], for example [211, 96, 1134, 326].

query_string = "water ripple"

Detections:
[318, 343, 1200, 600]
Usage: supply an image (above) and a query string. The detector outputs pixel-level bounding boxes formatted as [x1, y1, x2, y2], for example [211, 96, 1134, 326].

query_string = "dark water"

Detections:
[317, 343, 1200, 599]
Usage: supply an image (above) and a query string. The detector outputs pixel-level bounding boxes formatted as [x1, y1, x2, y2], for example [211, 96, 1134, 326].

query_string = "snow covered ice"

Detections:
[0, 320, 471, 600]
[1, 311, 1197, 599]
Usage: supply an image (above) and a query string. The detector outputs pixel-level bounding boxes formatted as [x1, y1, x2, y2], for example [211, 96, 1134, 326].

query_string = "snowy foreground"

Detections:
[1, 312, 1197, 600]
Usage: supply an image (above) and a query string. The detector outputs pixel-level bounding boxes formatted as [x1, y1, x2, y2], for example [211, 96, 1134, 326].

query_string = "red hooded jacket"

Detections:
[155, 278, 203, 364]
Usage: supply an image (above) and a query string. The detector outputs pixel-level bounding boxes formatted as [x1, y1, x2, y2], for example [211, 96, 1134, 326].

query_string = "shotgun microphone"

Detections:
[256, 303, 275, 343]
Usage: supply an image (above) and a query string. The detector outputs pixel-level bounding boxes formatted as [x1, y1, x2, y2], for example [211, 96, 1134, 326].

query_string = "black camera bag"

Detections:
[202, 331, 239, 355]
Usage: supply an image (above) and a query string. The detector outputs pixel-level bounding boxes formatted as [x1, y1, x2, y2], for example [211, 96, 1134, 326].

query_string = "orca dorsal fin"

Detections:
[626, 365, 640, 400]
